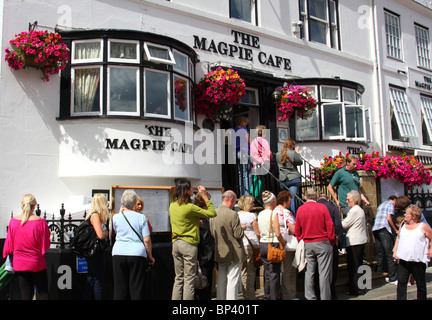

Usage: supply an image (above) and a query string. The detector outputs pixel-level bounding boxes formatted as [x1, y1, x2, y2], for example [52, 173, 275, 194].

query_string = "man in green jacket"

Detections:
[210, 190, 245, 300]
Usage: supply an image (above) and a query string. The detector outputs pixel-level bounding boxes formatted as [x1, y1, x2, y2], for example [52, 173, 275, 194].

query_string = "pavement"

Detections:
[244, 266, 432, 301]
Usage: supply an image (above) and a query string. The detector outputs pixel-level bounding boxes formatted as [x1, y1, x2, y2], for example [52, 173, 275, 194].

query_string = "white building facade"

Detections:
[0, 0, 431, 237]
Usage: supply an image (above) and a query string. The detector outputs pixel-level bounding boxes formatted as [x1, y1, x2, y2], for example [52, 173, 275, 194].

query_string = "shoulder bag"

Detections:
[122, 212, 145, 245]
[267, 211, 286, 263]
[245, 234, 262, 267]
[194, 262, 209, 290]
[70, 214, 109, 258]
[122, 212, 152, 271]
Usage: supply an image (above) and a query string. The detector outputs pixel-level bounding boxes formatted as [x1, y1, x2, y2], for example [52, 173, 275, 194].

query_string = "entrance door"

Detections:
[222, 88, 261, 198]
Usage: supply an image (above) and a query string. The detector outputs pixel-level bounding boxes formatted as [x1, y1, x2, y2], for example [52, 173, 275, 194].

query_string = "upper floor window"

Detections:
[384, 10, 402, 60]
[295, 83, 366, 141]
[421, 95, 432, 146]
[415, 24, 431, 70]
[60, 31, 197, 122]
[230, 0, 258, 25]
[299, 0, 339, 49]
[389, 86, 416, 140]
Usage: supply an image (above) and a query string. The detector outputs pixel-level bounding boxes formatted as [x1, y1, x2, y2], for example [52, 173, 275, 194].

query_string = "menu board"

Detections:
[111, 186, 173, 233]
[111, 185, 224, 233]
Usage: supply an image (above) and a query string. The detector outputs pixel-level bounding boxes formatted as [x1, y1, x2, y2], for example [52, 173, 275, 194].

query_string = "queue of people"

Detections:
[3, 118, 431, 301]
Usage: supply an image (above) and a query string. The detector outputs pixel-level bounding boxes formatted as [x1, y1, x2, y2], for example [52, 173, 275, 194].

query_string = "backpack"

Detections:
[69, 219, 109, 258]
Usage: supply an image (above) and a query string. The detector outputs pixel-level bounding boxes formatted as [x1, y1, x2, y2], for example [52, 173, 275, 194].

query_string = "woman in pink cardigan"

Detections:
[250, 125, 273, 197]
[3, 194, 51, 299]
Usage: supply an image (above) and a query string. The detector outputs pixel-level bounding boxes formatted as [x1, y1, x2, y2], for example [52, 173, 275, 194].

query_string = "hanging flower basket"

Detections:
[311, 152, 432, 188]
[276, 84, 317, 121]
[4, 30, 69, 82]
[194, 67, 246, 121]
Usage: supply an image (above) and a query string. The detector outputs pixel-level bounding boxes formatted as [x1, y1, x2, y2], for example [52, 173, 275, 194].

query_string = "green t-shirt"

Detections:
[169, 200, 216, 245]
[329, 167, 360, 207]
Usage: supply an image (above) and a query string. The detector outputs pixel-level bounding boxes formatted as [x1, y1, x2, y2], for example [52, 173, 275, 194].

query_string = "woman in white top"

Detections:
[273, 190, 297, 300]
[342, 190, 367, 295]
[238, 194, 260, 300]
[393, 205, 432, 300]
[257, 191, 286, 300]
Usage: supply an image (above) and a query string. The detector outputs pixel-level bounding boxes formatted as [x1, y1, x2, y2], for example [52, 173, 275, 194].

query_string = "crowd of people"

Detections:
[2, 124, 432, 300]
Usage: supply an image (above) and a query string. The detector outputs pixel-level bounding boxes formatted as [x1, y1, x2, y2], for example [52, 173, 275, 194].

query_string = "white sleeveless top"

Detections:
[258, 209, 278, 243]
[396, 223, 430, 264]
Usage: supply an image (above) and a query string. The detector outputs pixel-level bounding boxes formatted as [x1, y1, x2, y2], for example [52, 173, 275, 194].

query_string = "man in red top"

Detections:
[295, 188, 335, 300]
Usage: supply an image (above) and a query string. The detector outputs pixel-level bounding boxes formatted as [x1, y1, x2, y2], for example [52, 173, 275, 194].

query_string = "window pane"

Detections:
[345, 106, 364, 138]
[296, 109, 319, 140]
[147, 45, 170, 60]
[343, 88, 356, 103]
[145, 70, 169, 116]
[173, 51, 188, 74]
[310, 19, 327, 44]
[309, 0, 327, 20]
[323, 103, 343, 138]
[240, 89, 258, 105]
[73, 68, 101, 113]
[321, 86, 339, 100]
[73, 41, 102, 61]
[109, 41, 137, 60]
[174, 76, 189, 120]
[230, 0, 252, 22]
[109, 67, 138, 113]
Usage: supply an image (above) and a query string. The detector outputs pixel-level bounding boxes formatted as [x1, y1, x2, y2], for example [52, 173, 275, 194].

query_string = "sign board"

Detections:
[111, 185, 224, 233]
[76, 257, 88, 273]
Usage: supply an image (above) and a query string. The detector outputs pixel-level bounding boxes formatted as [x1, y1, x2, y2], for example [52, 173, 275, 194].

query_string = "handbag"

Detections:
[194, 262, 209, 290]
[267, 212, 286, 263]
[245, 235, 262, 267]
[70, 216, 109, 258]
[5, 255, 14, 274]
[0, 261, 15, 290]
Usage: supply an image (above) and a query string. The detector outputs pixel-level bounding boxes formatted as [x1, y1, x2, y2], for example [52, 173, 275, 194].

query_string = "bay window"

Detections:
[60, 30, 197, 122]
[295, 82, 366, 142]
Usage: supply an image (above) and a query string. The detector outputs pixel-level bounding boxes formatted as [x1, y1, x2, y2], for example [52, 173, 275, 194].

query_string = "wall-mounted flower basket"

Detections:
[194, 67, 246, 122]
[4, 30, 69, 82]
[275, 84, 317, 121]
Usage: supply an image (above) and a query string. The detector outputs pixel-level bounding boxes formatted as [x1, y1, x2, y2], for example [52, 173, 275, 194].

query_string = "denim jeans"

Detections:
[373, 228, 398, 282]
[84, 253, 105, 300]
[237, 152, 251, 195]
[280, 177, 302, 216]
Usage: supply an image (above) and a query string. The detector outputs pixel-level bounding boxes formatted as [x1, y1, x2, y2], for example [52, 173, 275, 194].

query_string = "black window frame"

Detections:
[58, 30, 198, 124]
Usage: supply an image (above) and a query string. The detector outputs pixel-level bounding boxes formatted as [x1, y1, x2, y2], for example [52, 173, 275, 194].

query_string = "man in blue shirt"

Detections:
[372, 195, 398, 284]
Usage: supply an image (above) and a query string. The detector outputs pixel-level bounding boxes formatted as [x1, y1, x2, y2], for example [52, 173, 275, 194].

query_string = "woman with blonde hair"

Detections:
[3, 194, 51, 299]
[276, 139, 303, 216]
[238, 194, 260, 300]
[393, 205, 432, 300]
[83, 193, 110, 300]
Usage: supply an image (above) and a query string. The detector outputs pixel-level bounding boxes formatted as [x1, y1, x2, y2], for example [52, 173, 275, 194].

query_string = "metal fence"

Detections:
[407, 188, 432, 212]
[35, 204, 85, 249]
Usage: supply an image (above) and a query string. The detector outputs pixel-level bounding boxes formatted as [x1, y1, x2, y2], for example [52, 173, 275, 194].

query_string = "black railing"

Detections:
[225, 151, 336, 212]
[407, 188, 432, 211]
[36, 204, 85, 249]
